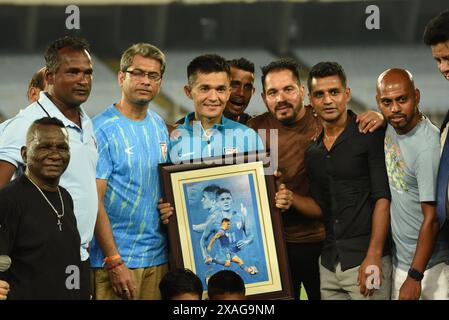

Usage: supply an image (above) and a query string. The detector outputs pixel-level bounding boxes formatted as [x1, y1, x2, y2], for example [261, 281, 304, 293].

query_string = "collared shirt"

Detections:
[169, 112, 263, 163]
[90, 104, 169, 268]
[0, 91, 98, 261]
[305, 110, 391, 272]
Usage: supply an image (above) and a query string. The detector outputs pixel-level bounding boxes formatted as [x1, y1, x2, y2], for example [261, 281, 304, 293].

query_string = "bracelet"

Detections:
[103, 254, 121, 265]
[105, 260, 124, 271]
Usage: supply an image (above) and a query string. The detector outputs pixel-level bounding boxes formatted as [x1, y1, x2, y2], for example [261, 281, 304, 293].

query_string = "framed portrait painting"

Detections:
[159, 152, 293, 300]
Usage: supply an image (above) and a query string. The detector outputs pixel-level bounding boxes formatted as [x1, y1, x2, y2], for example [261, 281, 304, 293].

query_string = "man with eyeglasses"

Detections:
[89, 43, 169, 300]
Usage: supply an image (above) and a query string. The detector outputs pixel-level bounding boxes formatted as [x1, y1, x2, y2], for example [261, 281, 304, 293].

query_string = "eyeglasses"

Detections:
[125, 69, 162, 82]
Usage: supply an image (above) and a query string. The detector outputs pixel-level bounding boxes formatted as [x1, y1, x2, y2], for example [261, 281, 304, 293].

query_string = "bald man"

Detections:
[376, 68, 449, 300]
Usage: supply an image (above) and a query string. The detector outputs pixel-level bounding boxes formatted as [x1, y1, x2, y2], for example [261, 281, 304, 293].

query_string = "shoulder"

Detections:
[224, 118, 258, 135]
[147, 109, 166, 126]
[1, 105, 43, 133]
[93, 107, 123, 137]
[0, 178, 27, 205]
[421, 118, 440, 142]
[247, 112, 271, 129]
[93, 106, 118, 128]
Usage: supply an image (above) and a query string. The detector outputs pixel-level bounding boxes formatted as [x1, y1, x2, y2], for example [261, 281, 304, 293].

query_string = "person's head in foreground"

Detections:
[207, 270, 246, 300]
[159, 268, 203, 300]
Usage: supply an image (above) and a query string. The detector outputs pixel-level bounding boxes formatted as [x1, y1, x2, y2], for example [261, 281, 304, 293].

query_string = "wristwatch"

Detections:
[408, 268, 424, 281]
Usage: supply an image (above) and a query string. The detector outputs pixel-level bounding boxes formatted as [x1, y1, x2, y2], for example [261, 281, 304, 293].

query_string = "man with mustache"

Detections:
[246, 58, 385, 300]
[376, 68, 449, 300]
[0, 36, 97, 300]
[223, 58, 256, 125]
[90, 43, 170, 300]
[304, 61, 391, 299]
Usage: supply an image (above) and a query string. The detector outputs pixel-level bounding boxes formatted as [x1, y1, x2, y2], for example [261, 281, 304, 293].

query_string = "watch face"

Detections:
[408, 268, 424, 281]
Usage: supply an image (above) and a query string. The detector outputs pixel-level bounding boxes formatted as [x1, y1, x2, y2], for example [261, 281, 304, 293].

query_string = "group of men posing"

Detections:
[1, 10, 449, 301]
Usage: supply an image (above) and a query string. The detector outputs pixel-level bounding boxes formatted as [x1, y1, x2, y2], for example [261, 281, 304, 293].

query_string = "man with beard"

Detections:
[247, 58, 385, 300]
[90, 43, 169, 300]
[0, 36, 97, 300]
[423, 10, 449, 230]
[377, 68, 449, 300]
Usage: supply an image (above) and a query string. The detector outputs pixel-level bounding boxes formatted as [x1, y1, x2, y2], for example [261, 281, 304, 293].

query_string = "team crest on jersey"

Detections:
[223, 147, 238, 155]
[236, 221, 242, 229]
[159, 142, 168, 159]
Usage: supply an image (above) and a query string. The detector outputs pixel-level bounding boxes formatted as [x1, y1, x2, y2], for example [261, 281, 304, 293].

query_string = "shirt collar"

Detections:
[37, 91, 88, 130]
[317, 109, 357, 149]
[182, 112, 227, 132]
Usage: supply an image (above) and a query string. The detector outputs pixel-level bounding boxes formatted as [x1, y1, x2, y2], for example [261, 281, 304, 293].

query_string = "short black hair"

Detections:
[187, 54, 230, 86]
[307, 61, 347, 93]
[423, 10, 449, 45]
[45, 36, 91, 73]
[203, 184, 220, 194]
[228, 58, 255, 73]
[221, 218, 230, 223]
[26, 117, 67, 145]
[261, 58, 301, 91]
[159, 268, 203, 300]
[207, 270, 245, 299]
[216, 188, 232, 197]
[33, 117, 65, 128]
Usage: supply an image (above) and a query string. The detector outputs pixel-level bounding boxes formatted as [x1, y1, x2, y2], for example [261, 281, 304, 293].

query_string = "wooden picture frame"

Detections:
[159, 152, 293, 300]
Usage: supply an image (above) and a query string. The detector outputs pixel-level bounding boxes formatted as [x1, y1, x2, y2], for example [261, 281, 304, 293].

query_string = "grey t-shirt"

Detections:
[385, 117, 449, 270]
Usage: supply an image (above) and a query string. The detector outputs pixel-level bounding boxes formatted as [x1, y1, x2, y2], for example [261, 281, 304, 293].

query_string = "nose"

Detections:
[233, 84, 244, 96]
[323, 92, 332, 105]
[391, 101, 401, 113]
[78, 72, 91, 85]
[275, 91, 286, 103]
[439, 59, 449, 74]
[208, 89, 219, 101]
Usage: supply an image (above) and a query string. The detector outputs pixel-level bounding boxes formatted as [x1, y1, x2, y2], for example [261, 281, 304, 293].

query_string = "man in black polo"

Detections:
[304, 61, 392, 299]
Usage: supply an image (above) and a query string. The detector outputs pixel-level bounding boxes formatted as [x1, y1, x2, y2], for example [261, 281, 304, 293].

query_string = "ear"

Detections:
[118, 71, 125, 87]
[27, 87, 40, 103]
[45, 69, 55, 86]
[375, 93, 381, 110]
[415, 88, 420, 105]
[299, 84, 305, 99]
[261, 91, 266, 104]
[345, 87, 352, 103]
[21, 146, 27, 164]
[184, 85, 192, 100]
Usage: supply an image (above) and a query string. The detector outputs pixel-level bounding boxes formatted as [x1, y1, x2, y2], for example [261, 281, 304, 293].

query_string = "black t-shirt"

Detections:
[0, 175, 81, 299]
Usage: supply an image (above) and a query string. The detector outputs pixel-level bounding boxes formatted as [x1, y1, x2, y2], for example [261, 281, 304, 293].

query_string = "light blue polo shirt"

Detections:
[0, 91, 98, 261]
[90, 105, 169, 268]
[169, 112, 264, 163]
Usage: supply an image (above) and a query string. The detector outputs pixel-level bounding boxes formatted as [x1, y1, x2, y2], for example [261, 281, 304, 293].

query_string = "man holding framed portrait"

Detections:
[167, 54, 263, 164]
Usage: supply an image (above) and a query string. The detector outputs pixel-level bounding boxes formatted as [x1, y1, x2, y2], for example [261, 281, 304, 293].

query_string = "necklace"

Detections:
[26, 175, 64, 231]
